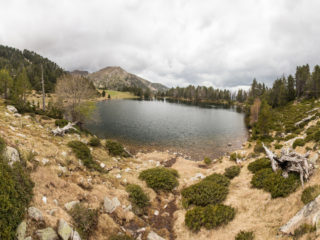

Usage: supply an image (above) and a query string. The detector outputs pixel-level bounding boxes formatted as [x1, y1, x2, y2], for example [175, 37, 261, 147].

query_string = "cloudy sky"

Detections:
[0, 0, 320, 88]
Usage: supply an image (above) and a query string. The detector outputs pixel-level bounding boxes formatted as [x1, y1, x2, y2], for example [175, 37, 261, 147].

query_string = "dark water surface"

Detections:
[85, 99, 247, 160]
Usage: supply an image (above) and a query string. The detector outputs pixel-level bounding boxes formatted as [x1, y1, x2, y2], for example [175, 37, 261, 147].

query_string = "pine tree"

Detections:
[287, 75, 295, 101]
[14, 68, 31, 101]
[0, 69, 13, 99]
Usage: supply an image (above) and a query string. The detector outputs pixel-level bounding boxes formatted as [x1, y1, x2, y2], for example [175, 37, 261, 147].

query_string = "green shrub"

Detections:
[126, 184, 150, 212]
[109, 234, 134, 240]
[67, 141, 103, 172]
[139, 167, 179, 192]
[204, 157, 212, 165]
[182, 180, 228, 208]
[0, 154, 34, 239]
[274, 143, 283, 149]
[284, 133, 297, 140]
[230, 152, 237, 161]
[293, 223, 316, 239]
[301, 185, 320, 204]
[235, 231, 254, 240]
[55, 119, 69, 127]
[69, 204, 99, 240]
[105, 140, 129, 157]
[185, 204, 235, 231]
[247, 158, 270, 173]
[203, 173, 230, 187]
[253, 141, 264, 153]
[251, 168, 300, 198]
[224, 166, 241, 179]
[88, 137, 101, 147]
[0, 137, 5, 154]
[293, 139, 306, 149]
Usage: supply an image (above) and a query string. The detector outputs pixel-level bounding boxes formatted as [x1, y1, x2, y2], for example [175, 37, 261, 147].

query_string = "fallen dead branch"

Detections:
[52, 122, 77, 136]
[263, 143, 314, 187]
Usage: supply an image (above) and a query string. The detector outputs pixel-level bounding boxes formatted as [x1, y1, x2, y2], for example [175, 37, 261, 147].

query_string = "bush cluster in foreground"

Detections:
[126, 184, 150, 214]
[301, 185, 320, 205]
[224, 166, 241, 179]
[69, 204, 99, 239]
[235, 231, 254, 240]
[292, 139, 306, 149]
[139, 167, 179, 192]
[247, 158, 270, 174]
[67, 141, 103, 172]
[0, 137, 34, 239]
[185, 204, 235, 232]
[88, 137, 101, 147]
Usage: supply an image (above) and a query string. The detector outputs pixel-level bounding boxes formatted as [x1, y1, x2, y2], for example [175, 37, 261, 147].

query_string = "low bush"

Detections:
[0, 152, 34, 239]
[88, 137, 101, 147]
[251, 168, 300, 198]
[293, 223, 316, 239]
[55, 119, 69, 127]
[126, 184, 150, 213]
[204, 157, 212, 165]
[109, 234, 134, 240]
[185, 204, 235, 231]
[224, 166, 241, 179]
[284, 133, 297, 141]
[203, 173, 230, 187]
[247, 158, 270, 173]
[139, 167, 179, 192]
[253, 141, 264, 153]
[230, 152, 237, 161]
[182, 180, 228, 208]
[301, 185, 320, 205]
[69, 204, 99, 240]
[235, 231, 254, 240]
[0, 137, 5, 154]
[274, 143, 283, 149]
[67, 141, 103, 172]
[293, 139, 306, 149]
[105, 140, 129, 157]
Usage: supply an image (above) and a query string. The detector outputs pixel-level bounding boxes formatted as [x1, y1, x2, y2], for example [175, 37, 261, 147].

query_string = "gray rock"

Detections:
[28, 207, 43, 221]
[24, 237, 32, 240]
[36, 228, 58, 240]
[4, 146, 20, 166]
[104, 197, 120, 213]
[16, 221, 27, 240]
[57, 219, 73, 240]
[309, 153, 319, 164]
[64, 200, 79, 211]
[147, 231, 165, 240]
[71, 230, 81, 240]
[7, 105, 18, 113]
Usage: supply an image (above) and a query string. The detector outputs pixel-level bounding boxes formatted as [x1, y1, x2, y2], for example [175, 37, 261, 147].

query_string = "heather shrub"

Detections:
[88, 137, 100, 147]
[224, 166, 241, 179]
[247, 158, 270, 173]
[235, 231, 254, 240]
[293, 139, 306, 149]
[253, 141, 264, 153]
[204, 157, 212, 165]
[139, 167, 179, 192]
[185, 204, 235, 231]
[55, 119, 69, 127]
[301, 185, 320, 205]
[105, 140, 129, 157]
[126, 184, 150, 214]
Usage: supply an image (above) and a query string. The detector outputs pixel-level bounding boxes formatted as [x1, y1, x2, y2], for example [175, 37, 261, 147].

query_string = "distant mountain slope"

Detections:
[88, 66, 168, 92]
[0, 45, 65, 92]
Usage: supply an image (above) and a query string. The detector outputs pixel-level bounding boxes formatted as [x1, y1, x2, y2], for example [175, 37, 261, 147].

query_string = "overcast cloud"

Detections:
[0, 0, 320, 88]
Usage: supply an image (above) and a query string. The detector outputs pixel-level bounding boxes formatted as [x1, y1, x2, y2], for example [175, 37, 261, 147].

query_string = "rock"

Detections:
[115, 174, 122, 179]
[64, 200, 79, 211]
[59, 166, 67, 173]
[36, 228, 59, 240]
[28, 207, 43, 221]
[154, 210, 159, 216]
[71, 230, 81, 240]
[309, 153, 319, 164]
[280, 194, 320, 234]
[14, 113, 22, 117]
[57, 219, 73, 240]
[53, 199, 59, 206]
[16, 133, 27, 138]
[100, 163, 105, 168]
[190, 173, 205, 181]
[42, 158, 50, 165]
[104, 197, 121, 213]
[147, 231, 165, 240]
[42, 196, 47, 204]
[16, 221, 27, 240]
[9, 126, 16, 131]
[61, 151, 67, 157]
[24, 237, 32, 240]
[4, 146, 20, 166]
[124, 167, 131, 172]
[7, 105, 18, 113]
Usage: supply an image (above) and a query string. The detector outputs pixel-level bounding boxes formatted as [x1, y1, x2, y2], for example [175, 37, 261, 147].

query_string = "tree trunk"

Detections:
[41, 64, 46, 111]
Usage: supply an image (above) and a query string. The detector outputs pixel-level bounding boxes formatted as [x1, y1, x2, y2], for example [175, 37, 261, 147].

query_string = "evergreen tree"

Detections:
[14, 68, 31, 101]
[295, 64, 310, 98]
[102, 90, 106, 97]
[287, 75, 295, 101]
[0, 69, 13, 99]
[256, 100, 272, 137]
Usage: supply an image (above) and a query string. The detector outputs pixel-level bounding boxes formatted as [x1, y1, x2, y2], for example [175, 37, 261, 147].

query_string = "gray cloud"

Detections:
[0, 0, 320, 88]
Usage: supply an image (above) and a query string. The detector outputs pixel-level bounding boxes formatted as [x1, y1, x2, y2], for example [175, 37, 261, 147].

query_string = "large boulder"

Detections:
[57, 219, 73, 240]
[28, 207, 43, 221]
[147, 231, 165, 240]
[36, 228, 58, 240]
[71, 230, 81, 240]
[280, 194, 320, 234]
[4, 146, 20, 166]
[104, 197, 120, 213]
[16, 221, 27, 240]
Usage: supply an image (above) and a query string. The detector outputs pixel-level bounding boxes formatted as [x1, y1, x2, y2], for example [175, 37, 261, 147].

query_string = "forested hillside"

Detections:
[0, 45, 64, 92]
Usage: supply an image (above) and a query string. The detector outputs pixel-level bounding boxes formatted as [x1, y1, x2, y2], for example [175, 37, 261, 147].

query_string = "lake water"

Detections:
[85, 99, 247, 160]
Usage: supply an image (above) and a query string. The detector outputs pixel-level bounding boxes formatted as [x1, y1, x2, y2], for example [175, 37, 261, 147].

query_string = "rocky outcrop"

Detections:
[16, 221, 27, 240]
[57, 219, 73, 240]
[6, 105, 18, 113]
[28, 207, 43, 222]
[280, 194, 320, 234]
[147, 231, 165, 240]
[36, 228, 59, 240]
[4, 146, 20, 166]
[64, 200, 80, 211]
[104, 197, 121, 213]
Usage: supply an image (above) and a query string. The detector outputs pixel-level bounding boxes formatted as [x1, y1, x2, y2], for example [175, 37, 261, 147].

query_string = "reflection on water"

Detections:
[85, 99, 247, 160]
